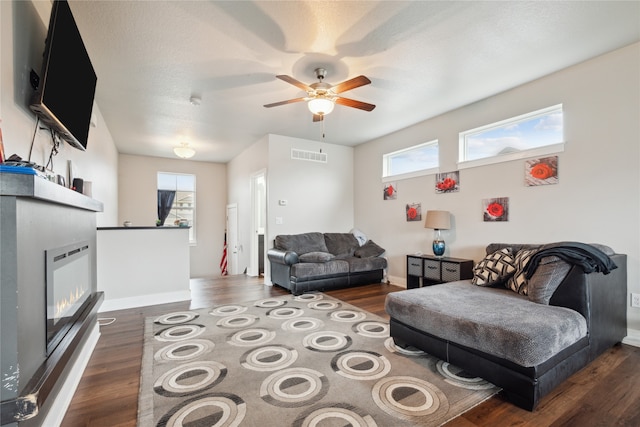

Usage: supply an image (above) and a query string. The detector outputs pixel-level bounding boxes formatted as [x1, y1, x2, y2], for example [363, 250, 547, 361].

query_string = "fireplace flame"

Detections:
[55, 285, 88, 320]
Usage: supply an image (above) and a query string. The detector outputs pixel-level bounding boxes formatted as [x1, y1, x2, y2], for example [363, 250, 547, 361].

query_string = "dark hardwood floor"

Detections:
[62, 276, 640, 426]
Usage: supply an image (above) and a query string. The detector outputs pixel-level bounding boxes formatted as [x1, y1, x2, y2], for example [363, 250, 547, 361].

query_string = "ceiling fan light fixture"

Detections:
[173, 142, 195, 159]
[308, 97, 335, 116]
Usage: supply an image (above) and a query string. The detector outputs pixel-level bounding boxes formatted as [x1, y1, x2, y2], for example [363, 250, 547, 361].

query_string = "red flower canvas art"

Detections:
[406, 202, 422, 222]
[483, 197, 509, 222]
[525, 156, 558, 186]
[435, 171, 460, 193]
[384, 182, 397, 200]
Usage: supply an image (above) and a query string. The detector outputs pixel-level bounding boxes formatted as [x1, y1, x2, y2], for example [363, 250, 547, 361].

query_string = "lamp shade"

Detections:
[174, 142, 195, 159]
[308, 97, 335, 116]
[424, 210, 450, 230]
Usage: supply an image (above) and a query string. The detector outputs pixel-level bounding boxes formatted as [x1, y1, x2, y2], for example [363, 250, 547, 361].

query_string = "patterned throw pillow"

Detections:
[506, 248, 538, 295]
[472, 248, 516, 286]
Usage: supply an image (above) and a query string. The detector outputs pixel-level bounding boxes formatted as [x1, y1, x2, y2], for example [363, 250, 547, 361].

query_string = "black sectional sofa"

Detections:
[385, 242, 627, 411]
[268, 232, 387, 295]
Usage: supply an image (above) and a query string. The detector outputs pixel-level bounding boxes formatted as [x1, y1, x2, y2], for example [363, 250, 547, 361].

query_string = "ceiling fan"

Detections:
[264, 68, 375, 122]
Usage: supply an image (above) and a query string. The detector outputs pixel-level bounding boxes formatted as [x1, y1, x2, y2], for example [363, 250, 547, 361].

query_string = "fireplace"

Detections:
[1, 174, 104, 425]
[45, 241, 93, 356]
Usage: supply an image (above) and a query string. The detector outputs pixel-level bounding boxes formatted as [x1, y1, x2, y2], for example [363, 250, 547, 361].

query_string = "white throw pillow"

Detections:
[350, 228, 367, 246]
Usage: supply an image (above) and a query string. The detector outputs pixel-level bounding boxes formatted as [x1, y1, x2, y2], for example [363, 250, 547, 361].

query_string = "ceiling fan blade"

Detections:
[276, 75, 312, 91]
[332, 75, 371, 94]
[312, 114, 324, 122]
[263, 97, 307, 108]
[335, 96, 376, 112]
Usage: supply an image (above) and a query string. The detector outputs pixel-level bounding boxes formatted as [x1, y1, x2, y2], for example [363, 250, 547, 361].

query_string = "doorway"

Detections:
[249, 170, 266, 277]
[225, 203, 238, 275]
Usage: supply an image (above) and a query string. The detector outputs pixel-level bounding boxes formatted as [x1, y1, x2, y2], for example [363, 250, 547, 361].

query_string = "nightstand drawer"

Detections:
[423, 259, 441, 280]
[441, 261, 464, 282]
[407, 257, 423, 276]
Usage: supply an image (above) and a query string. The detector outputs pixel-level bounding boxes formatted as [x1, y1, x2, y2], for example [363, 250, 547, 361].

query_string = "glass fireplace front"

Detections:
[45, 241, 92, 355]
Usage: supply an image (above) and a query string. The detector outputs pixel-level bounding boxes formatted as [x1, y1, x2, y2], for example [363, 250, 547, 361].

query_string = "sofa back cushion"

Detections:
[527, 256, 572, 304]
[354, 240, 386, 258]
[486, 243, 540, 255]
[275, 232, 328, 255]
[324, 233, 359, 257]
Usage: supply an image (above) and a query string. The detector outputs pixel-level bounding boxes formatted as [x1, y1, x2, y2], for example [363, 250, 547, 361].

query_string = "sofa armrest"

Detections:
[267, 248, 299, 266]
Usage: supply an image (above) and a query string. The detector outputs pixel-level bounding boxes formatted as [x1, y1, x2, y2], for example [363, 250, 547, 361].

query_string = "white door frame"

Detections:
[248, 169, 266, 277]
[225, 203, 239, 275]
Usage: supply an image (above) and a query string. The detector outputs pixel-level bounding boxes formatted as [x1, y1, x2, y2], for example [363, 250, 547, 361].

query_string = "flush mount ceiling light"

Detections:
[173, 142, 195, 159]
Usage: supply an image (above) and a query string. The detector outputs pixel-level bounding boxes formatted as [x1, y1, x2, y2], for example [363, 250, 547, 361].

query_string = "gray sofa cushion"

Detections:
[385, 281, 587, 367]
[275, 232, 328, 255]
[324, 233, 359, 257]
[291, 260, 349, 281]
[486, 243, 541, 255]
[354, 240, 385, 258]
[527, 256, 572, 304]
[299, 251, 335, 263]
[345, 256, 387, 273]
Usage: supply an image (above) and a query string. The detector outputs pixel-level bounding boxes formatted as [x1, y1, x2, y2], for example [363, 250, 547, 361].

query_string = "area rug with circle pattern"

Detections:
[137, 292, 500, 426]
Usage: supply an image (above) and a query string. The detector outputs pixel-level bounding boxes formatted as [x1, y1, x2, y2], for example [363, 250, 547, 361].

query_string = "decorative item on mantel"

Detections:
[424, 210, 451, 257]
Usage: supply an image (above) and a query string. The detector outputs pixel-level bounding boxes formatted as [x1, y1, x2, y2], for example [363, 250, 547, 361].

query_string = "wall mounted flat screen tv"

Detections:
[30, 0, 97, 151]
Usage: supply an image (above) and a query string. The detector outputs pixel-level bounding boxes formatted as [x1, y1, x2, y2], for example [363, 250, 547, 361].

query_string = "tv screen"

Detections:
[30, 0, 97, 151]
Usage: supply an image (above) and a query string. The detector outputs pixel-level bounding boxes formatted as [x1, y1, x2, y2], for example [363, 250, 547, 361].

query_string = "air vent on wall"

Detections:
[291, 148, 328, 163]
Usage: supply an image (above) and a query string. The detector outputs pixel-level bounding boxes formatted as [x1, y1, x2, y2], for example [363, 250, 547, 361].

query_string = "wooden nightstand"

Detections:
[406, 254, 474, 289]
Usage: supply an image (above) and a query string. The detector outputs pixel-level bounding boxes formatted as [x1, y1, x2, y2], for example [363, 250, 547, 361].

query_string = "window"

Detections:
[459, 104, 564, 168]
[382, 140, 439, 181]
[157, 172, 196, 243]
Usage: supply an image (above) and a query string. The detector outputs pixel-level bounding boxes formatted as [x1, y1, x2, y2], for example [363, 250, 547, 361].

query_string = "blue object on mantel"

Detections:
[0, 165, 38, 175]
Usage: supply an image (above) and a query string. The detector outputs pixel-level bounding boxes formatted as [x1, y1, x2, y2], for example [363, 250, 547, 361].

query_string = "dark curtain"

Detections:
[157, 190, 176, 226]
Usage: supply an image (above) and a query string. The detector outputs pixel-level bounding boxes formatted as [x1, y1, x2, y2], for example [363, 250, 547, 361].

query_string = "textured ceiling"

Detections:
[67, 1, 640, 163]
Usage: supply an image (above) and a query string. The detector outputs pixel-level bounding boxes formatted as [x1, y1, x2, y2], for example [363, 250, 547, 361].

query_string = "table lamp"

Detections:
[424, 210, 451, 257]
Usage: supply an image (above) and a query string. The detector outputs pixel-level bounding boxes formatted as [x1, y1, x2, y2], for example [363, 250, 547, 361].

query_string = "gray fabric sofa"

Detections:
[267, 232, 387, 295]
[385, 242, 627, 411]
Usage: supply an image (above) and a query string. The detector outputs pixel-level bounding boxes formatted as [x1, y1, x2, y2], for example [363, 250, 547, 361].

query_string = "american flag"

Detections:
[220, 232, 228, 276]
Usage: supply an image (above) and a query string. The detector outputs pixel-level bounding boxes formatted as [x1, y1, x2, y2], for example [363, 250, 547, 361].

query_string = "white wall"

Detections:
[118, 154, 227, 277]
[266, 134, 355, 244]
[355, 43, 640, 330]
[1, 0, 118, 226]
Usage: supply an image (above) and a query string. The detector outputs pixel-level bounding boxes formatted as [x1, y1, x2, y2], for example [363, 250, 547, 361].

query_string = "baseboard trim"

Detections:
[387, 275, 406, 288]
[622, 328, 640, 348]
[98, 291, 191, 312]
[43, 323, 100, 427]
